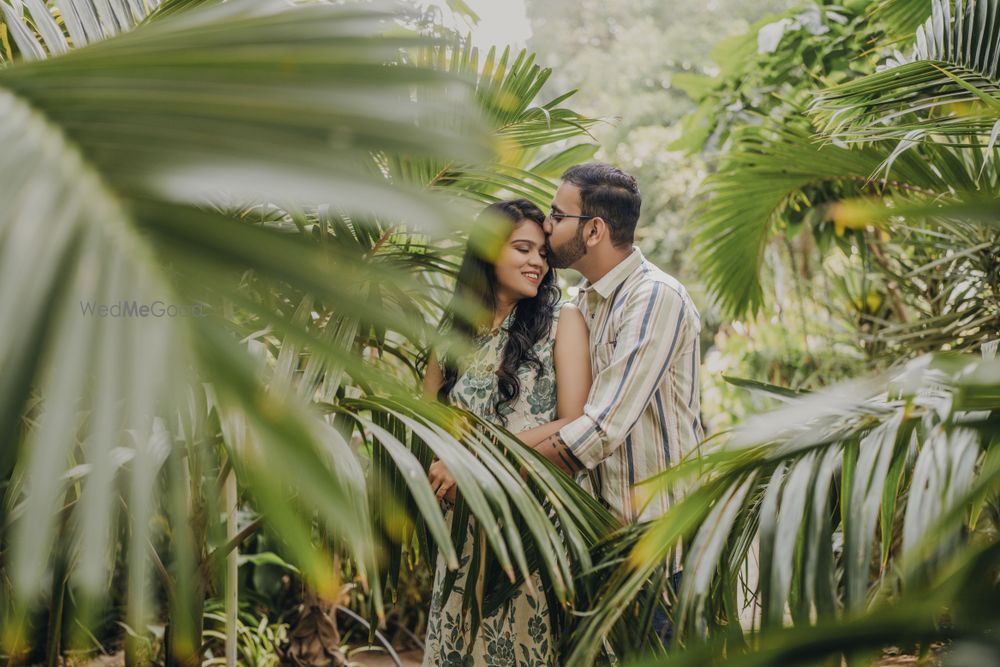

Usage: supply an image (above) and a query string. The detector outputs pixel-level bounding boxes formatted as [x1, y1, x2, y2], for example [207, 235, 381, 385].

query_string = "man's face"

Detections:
[543, 181, 588, 269]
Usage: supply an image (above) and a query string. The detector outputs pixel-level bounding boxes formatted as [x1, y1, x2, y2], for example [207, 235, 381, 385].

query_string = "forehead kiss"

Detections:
[508, 219, 547, 248]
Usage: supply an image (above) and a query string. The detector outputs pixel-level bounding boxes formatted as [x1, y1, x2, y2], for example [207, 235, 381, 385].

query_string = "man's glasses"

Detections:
[548, 207, 595, 223]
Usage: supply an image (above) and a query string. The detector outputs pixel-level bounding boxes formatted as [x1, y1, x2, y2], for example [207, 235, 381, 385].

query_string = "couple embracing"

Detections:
[422, 163, 703, 666]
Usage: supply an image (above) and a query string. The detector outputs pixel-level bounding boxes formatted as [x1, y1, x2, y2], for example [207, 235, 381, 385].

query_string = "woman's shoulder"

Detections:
[533, 302, 569, 349]
[554, 301, 586, 340]
[544, 300, 567, 329]
[555, 302, 584, 325]
[550, 302, 585, 340]
[557, 301, 581, 315]
[550, 301, 581, 319]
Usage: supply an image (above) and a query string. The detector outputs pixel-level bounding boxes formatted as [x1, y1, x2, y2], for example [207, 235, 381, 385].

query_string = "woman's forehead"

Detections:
[508, 221, 545, 243]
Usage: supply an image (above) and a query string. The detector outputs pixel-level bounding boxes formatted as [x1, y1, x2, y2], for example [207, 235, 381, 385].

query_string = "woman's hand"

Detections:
[428, 459, 457, 504]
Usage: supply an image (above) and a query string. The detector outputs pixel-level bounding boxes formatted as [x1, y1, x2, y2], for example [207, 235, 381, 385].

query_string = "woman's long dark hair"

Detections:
[439, 199, 558, 424]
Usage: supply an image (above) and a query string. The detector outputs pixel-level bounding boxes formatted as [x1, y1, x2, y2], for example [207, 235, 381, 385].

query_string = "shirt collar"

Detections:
[582, 247, 643, 300]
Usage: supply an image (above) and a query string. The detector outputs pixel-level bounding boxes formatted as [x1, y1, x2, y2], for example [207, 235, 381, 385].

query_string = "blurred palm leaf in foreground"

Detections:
[620, 351, 1000, 667]
[0, 0, 621, 661]
[0, 0, 491, 658]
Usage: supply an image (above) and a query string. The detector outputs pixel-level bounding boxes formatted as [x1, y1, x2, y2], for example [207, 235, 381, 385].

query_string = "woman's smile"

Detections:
[494, 221, 550, 301]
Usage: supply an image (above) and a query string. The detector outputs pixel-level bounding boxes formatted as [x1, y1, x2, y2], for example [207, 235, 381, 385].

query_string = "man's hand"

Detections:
[428, 459, 457, 503]
[534, 433, 584, 475]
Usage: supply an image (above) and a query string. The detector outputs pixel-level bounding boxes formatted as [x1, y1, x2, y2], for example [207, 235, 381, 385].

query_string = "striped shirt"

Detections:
[560, 248, 703, 522]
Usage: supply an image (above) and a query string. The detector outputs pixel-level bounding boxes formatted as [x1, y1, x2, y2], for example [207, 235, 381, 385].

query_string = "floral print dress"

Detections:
[422, 306, 561, 667]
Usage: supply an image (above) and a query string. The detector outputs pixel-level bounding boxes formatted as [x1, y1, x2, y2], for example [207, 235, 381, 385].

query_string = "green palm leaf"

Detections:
[0, 2, 620, 657]
[1, 0, 158, 59]
[806, 188, 1000, 353]
[590, 354, 1000, 666]
[690, 119, 970, 316]
[387, 39, 600, 208]
[814, 0, 1000, 142]
[340, 396, 624, 651]
[868, 0, 936, 39]
[0, 0, 499, 648]
[628, 436, 1000, 667]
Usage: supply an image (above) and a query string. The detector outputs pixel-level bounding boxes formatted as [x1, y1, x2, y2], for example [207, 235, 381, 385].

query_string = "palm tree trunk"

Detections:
[165, 443, 209, 667]
[165, 582, 205, 667]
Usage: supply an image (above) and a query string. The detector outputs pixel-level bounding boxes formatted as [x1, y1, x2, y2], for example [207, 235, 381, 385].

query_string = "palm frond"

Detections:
[385, 39, 600, 207]
[629, 448, 1000, 667]
[0, 0, 159, 59]
[814, 0, 1000, 142]
[574, 353, 1000, 665]
[528, 142, 600, 177]
[690, 119, 967, 316]
[825, 189, 1000, 225]
[817, 191, 1000, 352]
[0, 0, 497, 642]
[144, 0, 218, 22]
[868, 0, 936, 39]
[337, 396, 627, 652]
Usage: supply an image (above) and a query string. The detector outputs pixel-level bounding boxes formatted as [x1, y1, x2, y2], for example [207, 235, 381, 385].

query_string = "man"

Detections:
[533, 162, 703, 524]
[535, 162, 702, 645]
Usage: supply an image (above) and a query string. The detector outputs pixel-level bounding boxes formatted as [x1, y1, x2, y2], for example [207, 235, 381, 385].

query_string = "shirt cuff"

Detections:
[559, 415, 605, 470]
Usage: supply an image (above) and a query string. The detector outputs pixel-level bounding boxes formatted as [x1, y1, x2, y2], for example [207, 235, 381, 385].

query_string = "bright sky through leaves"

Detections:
[422, 0, 532, 52]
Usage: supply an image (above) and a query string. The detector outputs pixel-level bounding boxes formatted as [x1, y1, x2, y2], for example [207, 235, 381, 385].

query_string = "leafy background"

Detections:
[0, 0, 998, 665]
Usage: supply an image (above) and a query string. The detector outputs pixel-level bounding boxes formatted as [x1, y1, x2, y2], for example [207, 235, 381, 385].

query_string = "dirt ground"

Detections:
[349, 649, 927, 666]
[72, 646, 927, 666]
[72, 648, 424, 666]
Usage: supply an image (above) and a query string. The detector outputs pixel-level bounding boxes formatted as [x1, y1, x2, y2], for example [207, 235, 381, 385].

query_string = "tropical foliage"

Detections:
[567, 0, 1000, 664]
[0, 0, 617, 662]
[2, 0, 998, 664]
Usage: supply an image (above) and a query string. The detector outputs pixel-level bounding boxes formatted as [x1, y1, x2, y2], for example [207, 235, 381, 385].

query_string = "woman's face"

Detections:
[494, 220, 550, 303]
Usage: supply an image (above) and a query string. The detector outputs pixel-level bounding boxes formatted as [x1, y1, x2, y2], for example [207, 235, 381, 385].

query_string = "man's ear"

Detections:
[585, 217, 607, 247]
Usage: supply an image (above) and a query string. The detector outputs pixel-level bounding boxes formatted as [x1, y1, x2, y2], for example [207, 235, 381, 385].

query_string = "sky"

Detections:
[422, 0, 533, 53]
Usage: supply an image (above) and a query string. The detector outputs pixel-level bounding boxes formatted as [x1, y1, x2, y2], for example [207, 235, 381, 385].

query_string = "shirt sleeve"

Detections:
[559, 281, 691, 469]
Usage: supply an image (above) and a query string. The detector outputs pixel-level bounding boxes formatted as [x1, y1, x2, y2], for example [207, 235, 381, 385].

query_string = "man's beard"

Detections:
[546, 226, 587, 269]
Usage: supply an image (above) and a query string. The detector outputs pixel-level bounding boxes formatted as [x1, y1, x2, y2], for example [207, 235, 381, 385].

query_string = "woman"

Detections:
[422, 199, 592, 666]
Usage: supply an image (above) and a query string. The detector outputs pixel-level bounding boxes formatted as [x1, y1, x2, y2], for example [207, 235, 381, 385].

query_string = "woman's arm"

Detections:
[423, 352, 444, 400]
[424, 353, 455, 499]
[518, 304, 592, 447]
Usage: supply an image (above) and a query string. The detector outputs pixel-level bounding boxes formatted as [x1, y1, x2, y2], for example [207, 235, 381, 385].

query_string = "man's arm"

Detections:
[517, 304, 592, 447]
[560, 281, 691, 470]
[534, 431, 585, 474]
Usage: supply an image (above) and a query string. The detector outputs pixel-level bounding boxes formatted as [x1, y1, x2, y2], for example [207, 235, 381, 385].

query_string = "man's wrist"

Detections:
[538, 433, 584, 474]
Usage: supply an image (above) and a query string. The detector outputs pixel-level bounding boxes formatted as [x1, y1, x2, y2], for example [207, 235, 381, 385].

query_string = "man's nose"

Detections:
[542, 218, 553, 234]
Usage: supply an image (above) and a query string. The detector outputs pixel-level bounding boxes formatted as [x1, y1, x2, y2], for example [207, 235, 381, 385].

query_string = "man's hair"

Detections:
[561, 162, 641, 248]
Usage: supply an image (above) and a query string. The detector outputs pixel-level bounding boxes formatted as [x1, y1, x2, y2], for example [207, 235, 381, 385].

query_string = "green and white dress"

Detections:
[422, 306, 561, 667]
